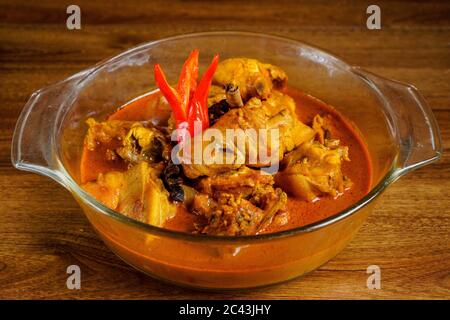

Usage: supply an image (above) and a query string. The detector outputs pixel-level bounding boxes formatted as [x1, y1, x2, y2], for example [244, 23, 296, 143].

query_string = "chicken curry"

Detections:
[80, 51, 372, 236]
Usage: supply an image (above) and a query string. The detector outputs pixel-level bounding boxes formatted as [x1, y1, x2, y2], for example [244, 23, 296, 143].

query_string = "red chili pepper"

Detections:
[153, 51, 199, 125]
[176, 49, 199, 117]
[187, 54, 219, 135]
[154, 51, 219, 140]
[153, 64, 185, 122]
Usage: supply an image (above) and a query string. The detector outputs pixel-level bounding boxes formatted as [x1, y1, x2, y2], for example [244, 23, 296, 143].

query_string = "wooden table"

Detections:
[0, 0, 449, 299]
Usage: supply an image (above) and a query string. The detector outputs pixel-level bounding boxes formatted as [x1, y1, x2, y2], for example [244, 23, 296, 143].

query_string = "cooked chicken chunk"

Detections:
[191, 166, 287, 235]
[83, 162, 176, 226]
[197, 166, 273, 198]
[193, 193, 265, 236]
[213, 58, 287, 101]
[275, 140, 351, 201]
[182, 91, 315, 179]
[192, 189, 287, 236]
[84, 118, 135, 151]
[207, 85, 227, 106]
[85, 118, 170, 166]
[116, 123, 170, 164]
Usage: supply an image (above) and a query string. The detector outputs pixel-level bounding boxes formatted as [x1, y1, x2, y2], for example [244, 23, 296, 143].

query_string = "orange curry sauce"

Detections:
[80, 88, 373, 234]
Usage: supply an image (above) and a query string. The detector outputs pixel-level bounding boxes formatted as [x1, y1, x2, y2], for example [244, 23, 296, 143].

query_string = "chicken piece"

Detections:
[191, 166, 288, 235]
[216, 91, 314, 157]
[181, 91, 315, 179]
[85, 118, 170, 166]
[213, 58, 287, 101]
[197, 166, 274, 198]
[116, 122, 170, 164]
[82, 162, 176, 226]
[192, 188, 287, 236]
[193, 193, 265, 236]
[275, 141, 351, 201]
[84, 118, 135, 151]
[207, 85, 227, 106]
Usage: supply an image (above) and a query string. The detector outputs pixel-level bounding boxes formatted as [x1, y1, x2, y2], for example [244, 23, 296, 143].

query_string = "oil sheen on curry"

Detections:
[80, 51, 372, 236]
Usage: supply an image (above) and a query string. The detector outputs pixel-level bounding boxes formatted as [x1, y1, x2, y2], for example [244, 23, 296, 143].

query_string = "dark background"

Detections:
[0, 0, 449, 299]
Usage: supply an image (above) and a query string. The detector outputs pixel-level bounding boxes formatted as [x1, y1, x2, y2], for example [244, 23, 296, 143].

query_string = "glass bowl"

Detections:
[11, 32, 442, 289]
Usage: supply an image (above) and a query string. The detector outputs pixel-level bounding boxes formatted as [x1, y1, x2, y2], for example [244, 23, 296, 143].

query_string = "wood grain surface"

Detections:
[0, 0, 449, 299]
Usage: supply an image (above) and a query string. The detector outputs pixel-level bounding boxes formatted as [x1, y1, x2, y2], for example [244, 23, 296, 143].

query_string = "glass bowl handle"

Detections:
[11, 69, 91, 188]
[353, 67, 443, 174]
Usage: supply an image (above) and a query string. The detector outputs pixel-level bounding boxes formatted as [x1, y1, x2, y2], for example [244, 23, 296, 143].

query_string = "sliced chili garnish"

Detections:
[197, 55, 219, 122]
[177, 49, 199, 117]
[153, 51, 219, 140]
[187, 54, 219, 134]
[153, 64, 185, 122]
